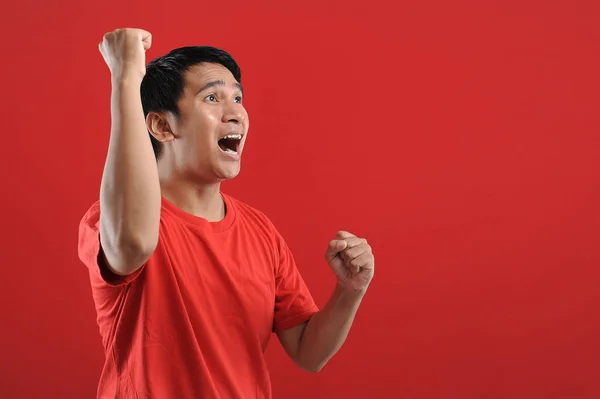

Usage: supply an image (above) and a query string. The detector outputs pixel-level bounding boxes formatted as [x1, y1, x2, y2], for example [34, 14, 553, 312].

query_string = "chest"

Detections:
[158, 222, 277, 336]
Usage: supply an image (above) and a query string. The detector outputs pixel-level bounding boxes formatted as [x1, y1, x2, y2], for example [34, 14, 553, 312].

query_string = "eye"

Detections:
[205, 94, 217, 102]
[234, 95, 243, 104]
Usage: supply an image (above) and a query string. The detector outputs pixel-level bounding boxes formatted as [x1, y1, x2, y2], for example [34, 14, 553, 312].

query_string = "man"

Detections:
[78, 27, 375, 399]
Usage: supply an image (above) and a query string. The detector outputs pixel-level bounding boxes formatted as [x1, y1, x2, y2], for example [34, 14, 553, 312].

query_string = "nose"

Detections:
[222, 101, 246, 124]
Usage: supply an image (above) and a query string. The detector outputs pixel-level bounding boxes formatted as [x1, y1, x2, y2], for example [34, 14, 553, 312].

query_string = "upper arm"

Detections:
[271, 232, 319, 331]
[78, 203, 151, 287]
[99, 224, 155, 277]
[269, 228, 319, 365]
[96, 237, 148, 284]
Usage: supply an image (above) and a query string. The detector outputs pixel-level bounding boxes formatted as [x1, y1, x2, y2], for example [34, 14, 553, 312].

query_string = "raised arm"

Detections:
[97, 28, 161, 276]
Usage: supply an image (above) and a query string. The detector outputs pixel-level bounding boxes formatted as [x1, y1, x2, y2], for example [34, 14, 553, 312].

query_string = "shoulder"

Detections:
[225, 193, 291, 250]
[225, 194, 294, 267]
[226, 194, 280, 234]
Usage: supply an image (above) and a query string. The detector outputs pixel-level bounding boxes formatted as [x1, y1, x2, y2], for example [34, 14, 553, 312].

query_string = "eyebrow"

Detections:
[196, 80, 244, 95]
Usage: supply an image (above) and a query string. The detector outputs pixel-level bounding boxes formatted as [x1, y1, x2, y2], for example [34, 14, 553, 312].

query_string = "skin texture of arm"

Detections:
[97, 29, 161, 275]
[277, 284, 365, 372]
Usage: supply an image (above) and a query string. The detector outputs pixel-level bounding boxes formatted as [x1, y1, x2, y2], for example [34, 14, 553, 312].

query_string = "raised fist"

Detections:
[325, 230, 375, 293]
[98, 28, 152, 81]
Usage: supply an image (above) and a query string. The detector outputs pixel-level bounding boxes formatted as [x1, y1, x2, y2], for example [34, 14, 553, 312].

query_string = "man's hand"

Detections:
[98, 28, 152, 82]
[325, 231, 375, 293]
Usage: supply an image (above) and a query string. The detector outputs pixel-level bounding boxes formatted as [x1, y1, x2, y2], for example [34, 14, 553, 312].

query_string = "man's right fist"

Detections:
[98, 28, 152, 81]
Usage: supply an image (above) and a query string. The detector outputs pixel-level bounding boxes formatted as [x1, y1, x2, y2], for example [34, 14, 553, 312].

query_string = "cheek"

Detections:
[187, 109, 219, 145]
[208, 112, 220, 122]
[202, 107, 220, 124]
[243, 111, 250, 131]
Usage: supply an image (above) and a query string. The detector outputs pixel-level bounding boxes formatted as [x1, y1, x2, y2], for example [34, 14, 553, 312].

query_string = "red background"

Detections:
[1, 1, 599, 398]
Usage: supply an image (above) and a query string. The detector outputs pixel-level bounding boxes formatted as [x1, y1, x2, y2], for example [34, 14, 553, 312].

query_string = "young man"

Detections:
[78, 28, 375, 399]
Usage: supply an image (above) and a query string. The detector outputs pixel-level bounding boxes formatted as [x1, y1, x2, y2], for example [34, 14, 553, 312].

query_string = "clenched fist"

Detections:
[98, 28, 152, 81]
[325, 231, 375, 293]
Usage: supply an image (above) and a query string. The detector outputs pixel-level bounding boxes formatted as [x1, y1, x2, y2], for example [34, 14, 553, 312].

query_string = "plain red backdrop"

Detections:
[1, 0, 599, 398]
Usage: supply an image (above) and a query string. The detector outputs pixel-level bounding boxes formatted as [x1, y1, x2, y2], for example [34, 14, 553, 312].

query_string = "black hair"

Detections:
[140, 46, 242, 159]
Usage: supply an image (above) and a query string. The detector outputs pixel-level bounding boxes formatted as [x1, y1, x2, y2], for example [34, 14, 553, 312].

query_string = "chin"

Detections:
[215, 164, 242, 181]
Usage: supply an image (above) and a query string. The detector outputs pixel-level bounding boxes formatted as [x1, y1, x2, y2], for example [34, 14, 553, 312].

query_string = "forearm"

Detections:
[99, 76, 161, 273]
[296, 284, 366, 372]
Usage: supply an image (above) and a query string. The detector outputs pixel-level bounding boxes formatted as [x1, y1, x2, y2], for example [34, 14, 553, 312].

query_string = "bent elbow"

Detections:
[121, 237, 157, 269]
[131, 234, 158, 260]
[101, 231, 158, 275]
[297, 359, 328, 374]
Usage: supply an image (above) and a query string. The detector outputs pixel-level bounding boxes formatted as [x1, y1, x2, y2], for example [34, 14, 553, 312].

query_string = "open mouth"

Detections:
[218, 134, 242, 155]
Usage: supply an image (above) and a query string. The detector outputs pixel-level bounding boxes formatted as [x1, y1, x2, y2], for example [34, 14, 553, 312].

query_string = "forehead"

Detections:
[184, 63, 238, 89]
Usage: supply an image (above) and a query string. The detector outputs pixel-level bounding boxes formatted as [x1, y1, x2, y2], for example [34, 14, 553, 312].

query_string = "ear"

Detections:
[146, 112, 176, 143]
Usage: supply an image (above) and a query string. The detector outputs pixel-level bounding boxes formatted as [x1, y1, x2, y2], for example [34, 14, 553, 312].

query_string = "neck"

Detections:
[159, 176, 225, 223]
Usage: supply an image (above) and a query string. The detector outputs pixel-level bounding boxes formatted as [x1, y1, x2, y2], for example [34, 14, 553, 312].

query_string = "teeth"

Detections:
[224, 148, 238, 154]
[222, 134, 241, 140]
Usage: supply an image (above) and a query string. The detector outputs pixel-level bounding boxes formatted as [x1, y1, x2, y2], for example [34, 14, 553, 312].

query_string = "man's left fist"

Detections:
[325, 231, 375, 293]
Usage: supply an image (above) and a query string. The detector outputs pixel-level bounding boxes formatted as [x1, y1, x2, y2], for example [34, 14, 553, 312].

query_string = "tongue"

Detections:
[219, 138, 237, 152]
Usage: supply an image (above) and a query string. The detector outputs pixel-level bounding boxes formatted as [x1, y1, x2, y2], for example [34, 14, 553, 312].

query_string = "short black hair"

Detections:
[140, 46, 242, 159]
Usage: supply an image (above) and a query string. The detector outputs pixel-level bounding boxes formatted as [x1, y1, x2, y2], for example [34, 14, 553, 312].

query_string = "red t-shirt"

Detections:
[77, 193, 319, 399]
